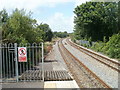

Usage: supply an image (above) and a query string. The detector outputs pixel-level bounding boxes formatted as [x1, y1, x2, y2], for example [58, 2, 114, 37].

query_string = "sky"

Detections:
[0, 0, 91, 33]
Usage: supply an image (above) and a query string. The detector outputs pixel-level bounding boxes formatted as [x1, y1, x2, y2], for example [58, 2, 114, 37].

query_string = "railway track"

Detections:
[58, 39, 111, 88]
[66, 38, 120, 72]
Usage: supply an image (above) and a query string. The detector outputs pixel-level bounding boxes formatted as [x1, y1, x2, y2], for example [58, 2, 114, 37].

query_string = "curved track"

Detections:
[58, 39, 111, 88]
[66, 38, 120, 72]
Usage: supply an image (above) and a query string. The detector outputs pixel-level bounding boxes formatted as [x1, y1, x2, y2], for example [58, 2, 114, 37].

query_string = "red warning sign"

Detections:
[18, 47, 27, 62]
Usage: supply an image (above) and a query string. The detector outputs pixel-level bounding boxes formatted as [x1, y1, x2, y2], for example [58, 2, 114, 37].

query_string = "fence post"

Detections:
[14, 43, 19, 82]
[42, 42, 44, 82]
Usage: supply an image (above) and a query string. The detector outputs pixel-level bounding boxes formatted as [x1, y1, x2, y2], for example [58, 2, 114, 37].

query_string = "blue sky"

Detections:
[35, 2, 74, 20]
[0, 0, 91, 33]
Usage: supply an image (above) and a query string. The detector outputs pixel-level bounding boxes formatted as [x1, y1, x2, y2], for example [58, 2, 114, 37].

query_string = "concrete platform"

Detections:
[44, 80, 79, 88]
[2, 82, 44, 88]
[44, 41, 79, 89]
[1, 41, 80, 89]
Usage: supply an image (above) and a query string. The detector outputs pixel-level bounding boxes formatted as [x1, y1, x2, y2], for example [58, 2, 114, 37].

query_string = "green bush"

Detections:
[91, 34, 120, 60]
[91, 41, 105, 52]
[104, 34, 120, 59]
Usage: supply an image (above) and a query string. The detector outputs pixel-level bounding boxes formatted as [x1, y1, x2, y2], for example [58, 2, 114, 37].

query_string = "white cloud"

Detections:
[44, 12, 74, 33]
[75, 0, 91, 7]
[0, 0, 91, 11]
[0, 0, 68, 11]
[0, 0, 44, 11]
[0, 0, 91, 33]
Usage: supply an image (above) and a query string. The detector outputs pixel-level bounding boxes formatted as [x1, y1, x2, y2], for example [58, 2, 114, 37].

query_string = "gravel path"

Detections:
[63, 39, 118, 88]
[53, 41, 68, 71]
[45, 41, 68, 71]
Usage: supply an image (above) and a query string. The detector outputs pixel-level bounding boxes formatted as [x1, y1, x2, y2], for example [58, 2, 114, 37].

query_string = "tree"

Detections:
[118, 1, 120, 33]
[37, 23, 53, 42]
[0, 9, 9, 41]
[1, 8, 53, 43]
[0, 9, 8, 24]
[73, 2, 119, 41]
[2, 9, 43, 43]
[53, 31, 69, 38]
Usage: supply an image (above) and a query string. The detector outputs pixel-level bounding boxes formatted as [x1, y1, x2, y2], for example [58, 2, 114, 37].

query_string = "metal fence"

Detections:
[0, 43, 44, 82]
[76, 40, 96, 47]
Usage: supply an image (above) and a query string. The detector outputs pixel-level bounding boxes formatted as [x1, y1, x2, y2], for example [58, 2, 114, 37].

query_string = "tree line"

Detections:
[73, 2, 120, 59]
[73, 2, 119, 41]
[0, 8, 53, 44]
[53, 31, 69, 38]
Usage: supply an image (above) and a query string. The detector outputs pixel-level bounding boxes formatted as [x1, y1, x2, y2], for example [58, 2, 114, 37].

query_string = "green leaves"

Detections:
[6, 9, 36, 43]
[53, 31, 69, 38]
[74, 2, 120, 59]
[73, 2, 118, 41]
[37, 23, 53, 42]
[1, 8, 53, 43]
[91, 34, 120, 59]
[0, 9, 8, 24]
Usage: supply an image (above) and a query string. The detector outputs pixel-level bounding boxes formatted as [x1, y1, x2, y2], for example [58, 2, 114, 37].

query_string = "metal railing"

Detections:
[0, 43, 44, 82]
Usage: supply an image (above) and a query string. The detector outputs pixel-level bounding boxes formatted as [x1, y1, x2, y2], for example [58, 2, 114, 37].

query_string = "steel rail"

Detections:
[66, 38, 120, 72]
[58, 39, 111, 88]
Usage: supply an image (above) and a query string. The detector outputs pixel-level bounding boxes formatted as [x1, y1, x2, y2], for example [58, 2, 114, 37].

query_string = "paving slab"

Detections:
[2, 82, 44, 88]
[44, 80, 79, 88]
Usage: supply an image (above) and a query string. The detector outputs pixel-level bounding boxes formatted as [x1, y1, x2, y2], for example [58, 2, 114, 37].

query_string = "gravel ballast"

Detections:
[63, 39, 118, 88]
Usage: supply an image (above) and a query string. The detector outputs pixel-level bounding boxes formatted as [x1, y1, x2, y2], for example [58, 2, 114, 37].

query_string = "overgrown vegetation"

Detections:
[0, 8, 53, 44]
[91, 34, 120, 59]
[73, 2, 120, 60]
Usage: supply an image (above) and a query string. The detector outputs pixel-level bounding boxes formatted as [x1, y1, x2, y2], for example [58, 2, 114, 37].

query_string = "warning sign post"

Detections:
[18, 47, 27, 62]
